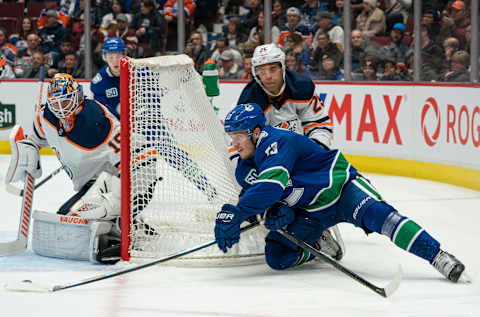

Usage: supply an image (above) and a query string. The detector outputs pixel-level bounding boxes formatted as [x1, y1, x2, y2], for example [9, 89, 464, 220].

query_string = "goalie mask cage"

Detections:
[120, 55, 265, 265]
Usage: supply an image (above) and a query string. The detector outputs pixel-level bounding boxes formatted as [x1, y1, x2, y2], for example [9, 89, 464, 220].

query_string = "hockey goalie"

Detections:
[5, 73, 126, 264]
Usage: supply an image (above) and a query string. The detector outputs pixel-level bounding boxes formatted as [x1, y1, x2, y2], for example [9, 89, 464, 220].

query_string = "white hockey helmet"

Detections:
[251, 43, 286, 96]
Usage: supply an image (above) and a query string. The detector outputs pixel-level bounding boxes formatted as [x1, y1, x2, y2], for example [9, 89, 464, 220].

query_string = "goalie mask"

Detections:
[251, 43, 286, 97]
[47, 73, 84, 119]
[224, 103, 266, 136]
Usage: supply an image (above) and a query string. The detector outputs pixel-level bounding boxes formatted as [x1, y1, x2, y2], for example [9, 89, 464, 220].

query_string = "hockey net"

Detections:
[120, 55, 265, 266]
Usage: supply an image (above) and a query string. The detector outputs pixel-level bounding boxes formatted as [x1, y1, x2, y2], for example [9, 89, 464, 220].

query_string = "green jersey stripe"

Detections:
[393, 220, 423, 250]
[353, 177, 383, 201]
[255, 178, 286, 188]
[304, 152, 350, 212]
[256, 166, 290, 188]
[406, 228, 424, 252]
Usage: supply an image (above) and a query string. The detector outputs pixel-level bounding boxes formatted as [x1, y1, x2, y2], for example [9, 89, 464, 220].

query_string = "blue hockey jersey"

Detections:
[90, 65, 120, 119]
[235, 126, 357, 219]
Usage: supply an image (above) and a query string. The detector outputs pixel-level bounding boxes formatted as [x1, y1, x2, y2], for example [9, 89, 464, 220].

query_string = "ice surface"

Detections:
[0, 155, 479, 316]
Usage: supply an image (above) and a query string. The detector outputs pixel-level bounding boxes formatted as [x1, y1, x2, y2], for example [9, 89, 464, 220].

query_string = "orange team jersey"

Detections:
[37, 11, 71, 29]
[163, 0, 196, 18]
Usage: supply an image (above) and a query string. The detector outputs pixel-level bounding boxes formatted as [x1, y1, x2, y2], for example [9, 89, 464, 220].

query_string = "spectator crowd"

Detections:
[0, 0, 477, 82]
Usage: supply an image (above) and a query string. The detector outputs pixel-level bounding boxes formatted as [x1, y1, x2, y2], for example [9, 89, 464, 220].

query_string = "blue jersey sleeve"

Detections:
[234, 158, 257, 191]
[90, 83, 110, 109]
[237, 130, 298, 216]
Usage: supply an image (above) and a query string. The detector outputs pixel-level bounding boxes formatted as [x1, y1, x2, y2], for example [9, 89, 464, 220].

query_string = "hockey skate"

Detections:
[313, 229, 343, 261]
[431, 250, 466, 282]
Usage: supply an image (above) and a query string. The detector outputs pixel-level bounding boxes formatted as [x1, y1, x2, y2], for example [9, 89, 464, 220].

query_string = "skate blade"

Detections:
[458, 270, 472, 284]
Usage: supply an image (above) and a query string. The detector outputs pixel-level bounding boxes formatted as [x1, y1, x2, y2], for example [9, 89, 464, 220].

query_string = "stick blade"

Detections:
[0, 239, 26, 256]
[383, 265, 403, 297]
[5, 280, 54, 292]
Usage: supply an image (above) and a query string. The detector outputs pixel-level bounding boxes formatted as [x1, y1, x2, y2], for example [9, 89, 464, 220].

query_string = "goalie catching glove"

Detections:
[5, 125, 42, 184]
[68, 172, 121, 220]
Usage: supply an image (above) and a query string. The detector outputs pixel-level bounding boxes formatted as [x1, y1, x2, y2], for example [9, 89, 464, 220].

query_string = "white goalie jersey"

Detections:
[30, 99, 121, 191]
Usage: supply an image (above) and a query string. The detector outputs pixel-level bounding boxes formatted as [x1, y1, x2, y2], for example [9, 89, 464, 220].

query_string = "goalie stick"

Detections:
[0, 86, 45, 255]
[5, 166, 63, 196]
[5, 221, 261, 293]
[0, 172, 35, 256]
[277, 228, 403, 298]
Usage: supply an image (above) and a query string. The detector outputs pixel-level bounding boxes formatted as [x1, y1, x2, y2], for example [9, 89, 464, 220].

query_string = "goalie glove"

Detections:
[68, 174, 121, 220]
[69, 191, 121, 220]
[5, 125, 42, 184]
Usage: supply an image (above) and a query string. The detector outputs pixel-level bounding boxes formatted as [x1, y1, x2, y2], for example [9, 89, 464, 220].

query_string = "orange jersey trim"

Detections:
[283, 98, 311, 104]
[264, 104, 273, 114]
[132, 150, 158, 166]
[35, 111, 46, 137]
[41, 102, 115, 151]
[304, 121, 333, 132]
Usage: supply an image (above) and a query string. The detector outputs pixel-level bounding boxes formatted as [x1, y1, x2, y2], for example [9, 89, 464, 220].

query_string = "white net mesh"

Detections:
[125, 55, 265, 266]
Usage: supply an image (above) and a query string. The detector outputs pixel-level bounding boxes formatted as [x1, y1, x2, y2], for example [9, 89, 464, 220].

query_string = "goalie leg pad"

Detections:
[32, 210, 114, 263]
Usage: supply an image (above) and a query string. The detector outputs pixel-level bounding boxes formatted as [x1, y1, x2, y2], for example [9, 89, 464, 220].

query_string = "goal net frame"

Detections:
[119, 55, 265, 265]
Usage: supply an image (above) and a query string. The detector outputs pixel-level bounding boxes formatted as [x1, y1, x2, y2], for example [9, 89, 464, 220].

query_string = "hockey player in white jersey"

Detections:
[5, 73, 124, 263]
[236, 43, 344, 260]
[215, 103, 468, 283]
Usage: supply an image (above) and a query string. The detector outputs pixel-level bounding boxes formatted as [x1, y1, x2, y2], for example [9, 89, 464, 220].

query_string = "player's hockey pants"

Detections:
[265, 175, 441, 270]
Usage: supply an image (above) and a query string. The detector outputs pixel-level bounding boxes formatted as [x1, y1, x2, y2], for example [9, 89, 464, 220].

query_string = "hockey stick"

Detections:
[277, 228, 403, 298]
[0, 173, 35, 256]
[5, 221, 261, 292]
[5, 166, 63, 196]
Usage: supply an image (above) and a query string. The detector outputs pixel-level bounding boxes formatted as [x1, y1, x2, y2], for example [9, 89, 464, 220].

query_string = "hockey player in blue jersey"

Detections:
[90, 37, 126, 119]
[214, 103, 468, 283]
[235, 43, 344, 260]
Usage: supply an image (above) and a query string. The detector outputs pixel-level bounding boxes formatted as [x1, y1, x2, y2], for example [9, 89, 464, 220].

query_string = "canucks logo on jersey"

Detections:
[244, 168, 258, 185]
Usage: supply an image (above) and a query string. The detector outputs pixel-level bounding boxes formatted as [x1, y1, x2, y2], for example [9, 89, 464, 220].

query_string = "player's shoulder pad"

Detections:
[91, 72, 102, 84]
[284, 69, 315, 100]
[254, 126, 292, 158]
[237, 80, 269, 110]
[65, 99, 115, 149]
